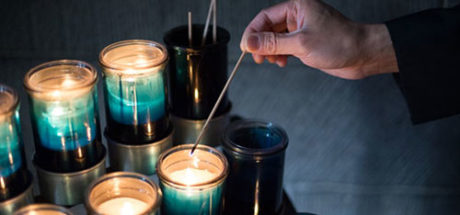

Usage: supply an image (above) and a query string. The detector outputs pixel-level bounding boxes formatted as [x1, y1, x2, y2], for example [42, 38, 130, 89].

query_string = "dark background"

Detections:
[1, 0, 460, 214]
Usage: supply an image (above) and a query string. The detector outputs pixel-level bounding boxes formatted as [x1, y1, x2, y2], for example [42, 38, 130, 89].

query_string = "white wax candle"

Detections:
[169, 167, 217, 185]
[97, 197, 148, 215]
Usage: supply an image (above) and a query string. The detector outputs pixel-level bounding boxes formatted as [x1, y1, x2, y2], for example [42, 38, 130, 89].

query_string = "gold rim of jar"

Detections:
[157, 144, 229, 190]
[14, 204, 74, 215]
[85, 171, 162, 215]
[99, 39, 168, 76]
[23, 59, 98, 99]
[0, 84, 18, 116]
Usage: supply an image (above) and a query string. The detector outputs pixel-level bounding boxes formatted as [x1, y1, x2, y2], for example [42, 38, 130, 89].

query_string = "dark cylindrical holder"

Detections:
[100, 40, 173, 174]
[164, 25, 232, 146]
[85, 172, 162, 215]
[14, 204, 73, 215]
[222, 120, 288, 215]
[0, 84, 34, 214]
[24, 60, 106, 206]
[164, 24, 230, 119]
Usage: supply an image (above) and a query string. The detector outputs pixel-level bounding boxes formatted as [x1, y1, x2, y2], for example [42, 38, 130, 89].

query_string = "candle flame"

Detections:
[194, 88, 199, 103]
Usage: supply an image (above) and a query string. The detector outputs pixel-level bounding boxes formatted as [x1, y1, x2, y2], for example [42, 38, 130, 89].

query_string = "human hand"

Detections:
[240, 0, 398, 79]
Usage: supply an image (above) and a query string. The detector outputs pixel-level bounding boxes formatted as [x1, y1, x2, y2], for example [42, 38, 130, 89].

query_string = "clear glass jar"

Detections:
[24, 60, 104, 172]
[100, 40, 169, 144]
[85, 172, 161, 215]
[0, 84, 29, 200]
[157, 144, 228, 215]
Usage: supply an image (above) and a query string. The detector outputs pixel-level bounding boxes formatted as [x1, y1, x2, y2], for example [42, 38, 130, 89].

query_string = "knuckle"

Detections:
[263, 32, 277, 54]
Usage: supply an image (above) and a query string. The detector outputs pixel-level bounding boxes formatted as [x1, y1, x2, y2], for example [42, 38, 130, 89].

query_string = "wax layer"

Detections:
[104, 73, 165, 125]
[30, 90, 98, 151]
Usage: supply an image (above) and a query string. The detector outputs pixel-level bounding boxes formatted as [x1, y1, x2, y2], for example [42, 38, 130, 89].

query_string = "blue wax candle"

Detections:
[157, 144, 228, 215]
[29, 91, 97, 150]
[24, 60, 103, 172]
[104, 72, 165, 125]
[0, 86, 23, 177]
[100, 40, 169, 143]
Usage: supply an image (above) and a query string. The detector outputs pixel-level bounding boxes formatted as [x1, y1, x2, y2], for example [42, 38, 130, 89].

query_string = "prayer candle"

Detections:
[157, 144, 228, 215]
[0, 84, 29, 201]
[85, 172, 161, 215]
[24, 60, 104, 172]
[100, 40, 169, 144]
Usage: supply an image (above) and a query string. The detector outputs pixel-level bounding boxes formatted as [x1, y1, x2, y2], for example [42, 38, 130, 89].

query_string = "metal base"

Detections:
[0, 172, 33, 215]
[171, 105, 231, 146]
[35, 151, 107, 206]
[106, 127, 174, 175]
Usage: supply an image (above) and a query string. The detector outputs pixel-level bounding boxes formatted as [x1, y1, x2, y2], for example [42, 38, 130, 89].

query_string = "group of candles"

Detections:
[0, 19, 288, 215]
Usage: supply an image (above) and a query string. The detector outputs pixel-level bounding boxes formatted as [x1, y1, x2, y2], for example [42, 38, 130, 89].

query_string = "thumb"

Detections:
[241, 31, 298, 55]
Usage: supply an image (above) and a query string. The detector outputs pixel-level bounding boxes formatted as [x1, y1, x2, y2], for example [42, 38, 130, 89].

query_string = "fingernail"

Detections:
[247, 35, 260, 52]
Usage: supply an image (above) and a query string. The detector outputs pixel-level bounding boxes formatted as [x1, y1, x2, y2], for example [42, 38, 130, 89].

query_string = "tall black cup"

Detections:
[222, 120, 288, 215]
[164, 24, 230, 119]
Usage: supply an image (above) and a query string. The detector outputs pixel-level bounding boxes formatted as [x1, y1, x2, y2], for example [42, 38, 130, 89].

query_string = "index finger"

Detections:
[246, 1, 292, 33]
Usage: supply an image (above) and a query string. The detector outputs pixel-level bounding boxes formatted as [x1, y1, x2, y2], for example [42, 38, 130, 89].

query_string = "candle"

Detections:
[0, 85, 22, 177]
[0, 84, 29, 201]
[221, 120, 288, 215]
[97, 197, 148, 215]
[85, 172, 161, 215]
[14, 204, 73, 215]
[157, 144, 228, 215]
[100, 40, 169, 143]
[24, 60, 104, 172]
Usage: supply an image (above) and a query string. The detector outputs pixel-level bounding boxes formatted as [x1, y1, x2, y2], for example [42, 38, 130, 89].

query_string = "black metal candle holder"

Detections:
[164, 24, 232, 146]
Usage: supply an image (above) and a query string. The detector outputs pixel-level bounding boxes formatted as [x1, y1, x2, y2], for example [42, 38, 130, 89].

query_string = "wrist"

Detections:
[359, 24, 399, 77]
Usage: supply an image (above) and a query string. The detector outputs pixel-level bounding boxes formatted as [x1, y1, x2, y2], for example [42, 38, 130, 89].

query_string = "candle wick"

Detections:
[190, 51, 246, 154]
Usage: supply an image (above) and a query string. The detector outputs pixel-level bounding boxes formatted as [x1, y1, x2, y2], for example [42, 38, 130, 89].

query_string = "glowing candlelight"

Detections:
[100, 40, 169, 143]
[24, 60, 103, 172]
[85, 172, 161, 215]
[97, 197, 148, 215]
[170, 167, 217, 185]
[157, 144, 228, 214]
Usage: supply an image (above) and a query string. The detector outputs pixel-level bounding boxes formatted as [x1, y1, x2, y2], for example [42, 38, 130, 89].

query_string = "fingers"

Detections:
[251, 54, 288, 67]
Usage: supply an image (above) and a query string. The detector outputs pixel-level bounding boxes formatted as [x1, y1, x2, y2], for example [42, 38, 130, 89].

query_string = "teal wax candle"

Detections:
[0, 85, 23, 177]
[157, 144, 228, 215]
[0, 84, 30, 201]
[29, 91, 97, 151]
[103, 71, 165, 125]
[100, 40, 169, 143]
[24, 60, 104, 172]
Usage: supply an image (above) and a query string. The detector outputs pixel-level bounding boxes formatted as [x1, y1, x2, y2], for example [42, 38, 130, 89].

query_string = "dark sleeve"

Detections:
[385, 5, 460, 124]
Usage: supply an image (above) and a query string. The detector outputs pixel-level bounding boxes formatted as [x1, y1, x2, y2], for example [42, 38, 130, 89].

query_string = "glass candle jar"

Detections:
[157, 144, 228, 215]
[100, 40, 170, 144]
[85, 172, 162, 215]
[24, 60, 104, 172]
[164, 25, 230, 119]
[14, 204, 73, 215]
[222, 120, 288, 215]
[0, 84, 29, 201]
